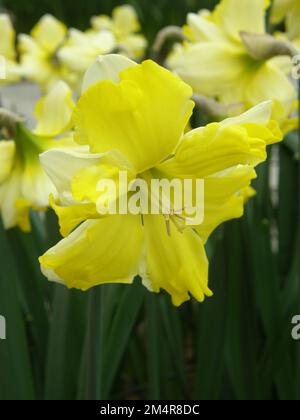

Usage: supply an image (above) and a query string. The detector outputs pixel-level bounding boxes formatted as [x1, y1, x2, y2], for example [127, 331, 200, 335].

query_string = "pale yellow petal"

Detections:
[21, 162, 56, 208]
[112, 5, 140, 37]
[82, 54, 136, 93]
[91, 15, 112, 31]
[212, 0, 267, 41]
[184, 12, 224, 42]
[34, 81, 74, 137]
[58, 29, 116, 74]
[31, 14, 67, 53]
[0, 165, 22, 230]
[0, 141, 16, 183]
[271, 0, 293, 24]
[167, 42, 245, 97]
[245, 62, 296, 111]
[49, 194, 99, 237]
[40, 147, 134, 203]
[0, 14, 16, 60]
[39, 215, 143, 290]
[195, 166, 257, 242]
[140, 215, 212, 306]
[158, 120, 275, 179]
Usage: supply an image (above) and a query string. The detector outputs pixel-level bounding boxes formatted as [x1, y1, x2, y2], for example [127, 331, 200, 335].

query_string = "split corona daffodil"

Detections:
[0, 81, 74, 231]
[0, 14, 19, 83]
[167, 0, 297, 133]
[39, 55, 282, 306]
[18, 14, 70, 91]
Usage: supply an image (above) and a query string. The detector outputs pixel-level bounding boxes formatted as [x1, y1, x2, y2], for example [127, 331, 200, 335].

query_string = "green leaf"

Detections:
[146, 294, 162, 400]
[224, 220, 258, 400]
[44, 285, 87, 400]
[193, 235, 228, 400]
[0, 222, 36, 400]
[6, 228, 49, 395]
[80, 280, 145, 399]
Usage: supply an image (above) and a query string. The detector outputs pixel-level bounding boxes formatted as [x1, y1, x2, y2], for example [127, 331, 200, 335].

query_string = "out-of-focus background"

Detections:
[0, 0, 299, 401]
[1, 0, 218, 40]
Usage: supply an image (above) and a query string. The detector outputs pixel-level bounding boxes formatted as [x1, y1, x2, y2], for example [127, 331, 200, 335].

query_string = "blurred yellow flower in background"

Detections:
[39, 55, 282, 306]
[0, 14, 20, 83]
[91, 5, 147, 59]
[58, 28, 116, 78]
[0, 81, 74, 231]
[18, 14, 70, 91]
[271, 0, 300, 41]
[167, 0, 297, 133]
[58, 5, 147, 87]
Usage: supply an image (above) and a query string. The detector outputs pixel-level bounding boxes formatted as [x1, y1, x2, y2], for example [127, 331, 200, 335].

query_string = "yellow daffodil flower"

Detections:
[167, 0, 297, 134]
[91, 5, 147, 59]
[58, 5, 147, 87]
[39, 55, 282, 306]
[272, 0, 300, 41]
[58, 28, 116, 76]
[0, 14, 19, 83]
[0, 81, 74, 231]
[18, 14, 70, 91]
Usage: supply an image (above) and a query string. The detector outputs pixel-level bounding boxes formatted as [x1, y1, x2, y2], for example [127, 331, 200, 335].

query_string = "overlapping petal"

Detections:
[34, 81, 75, 137]
[195, 166, 257, 242]
[112, 5, 141, 37]
[211, 0, 268, 41]
[167, 42, 245, 98]
[39, 215, 144, 290]
[49, 194, 99, 237]
[140, 215, 212, 306]
[18, 15, 68, 90]
[40, 147, 134, 203]
[158, 103, 281, 179]
[0, 165, 25, 230]
[0, 14, 16, 60]
[245, 62, 296, 112]
[0, 141, 15, 183]
[184, 12, 225, 42]
[31, 14, 67, 53]
[58, 29, 116, 74]
[271, 0, 293, 24]
[271, 0, 300, 40]
[82, 54, 136, 92]
[21, 161, 56, 208]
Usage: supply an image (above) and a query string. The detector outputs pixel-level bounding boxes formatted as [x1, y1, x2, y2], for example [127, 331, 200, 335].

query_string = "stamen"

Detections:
[164, 215, 171, 236]
[170, 215, 185, 234]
